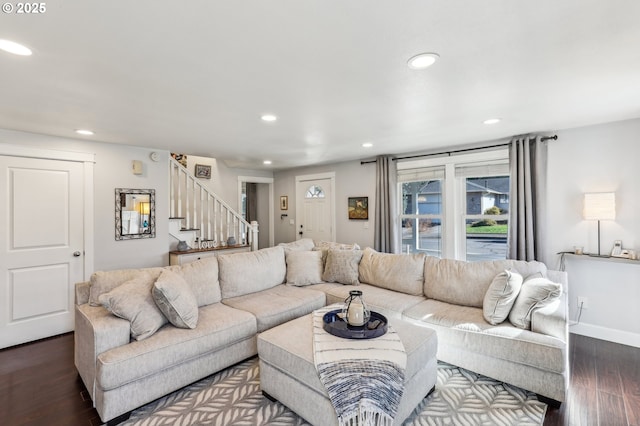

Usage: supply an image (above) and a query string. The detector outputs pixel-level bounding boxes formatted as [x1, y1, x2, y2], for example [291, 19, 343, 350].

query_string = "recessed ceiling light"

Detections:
[362, 143, 373, 148]
[407, 52, 439, 70]
[263, 160, 272, 165]
[483, 118, 501, 125]
[261, 114, 277, 122]
[75, 129, 94, 135]
[0, 39, 32, 56]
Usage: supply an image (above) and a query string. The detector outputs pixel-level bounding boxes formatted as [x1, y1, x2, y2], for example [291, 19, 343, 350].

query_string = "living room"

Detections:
[1, 2, 639, 425]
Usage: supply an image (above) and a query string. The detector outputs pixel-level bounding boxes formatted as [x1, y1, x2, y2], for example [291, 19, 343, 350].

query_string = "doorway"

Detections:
[238, 176, 274, 248]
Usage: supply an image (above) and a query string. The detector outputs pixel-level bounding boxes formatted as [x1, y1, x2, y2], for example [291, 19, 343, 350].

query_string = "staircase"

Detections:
[168, 156, 258, 251]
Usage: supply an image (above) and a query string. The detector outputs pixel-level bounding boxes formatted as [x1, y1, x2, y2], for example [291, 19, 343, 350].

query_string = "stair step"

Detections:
[169, 217, 185, 220]
[180, 228, 200, 231]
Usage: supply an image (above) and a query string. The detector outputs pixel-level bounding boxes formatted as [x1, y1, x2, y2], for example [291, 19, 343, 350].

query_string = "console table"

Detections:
[169, 245, 251, 265]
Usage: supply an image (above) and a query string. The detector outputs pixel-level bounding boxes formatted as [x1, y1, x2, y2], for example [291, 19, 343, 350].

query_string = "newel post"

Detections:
[250, 221, 259, 251]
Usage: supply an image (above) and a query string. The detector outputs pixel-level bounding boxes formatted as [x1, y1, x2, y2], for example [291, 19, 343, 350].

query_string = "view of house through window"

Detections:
[464, 176, 509, 261]
[397, 151, 510, 261]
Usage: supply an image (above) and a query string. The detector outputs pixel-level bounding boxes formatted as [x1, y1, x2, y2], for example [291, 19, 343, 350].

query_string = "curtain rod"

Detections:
[360, 134, 558, 165]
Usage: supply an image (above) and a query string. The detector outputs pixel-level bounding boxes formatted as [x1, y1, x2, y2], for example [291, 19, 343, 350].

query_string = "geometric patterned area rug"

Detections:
[120, 357, 546, 426]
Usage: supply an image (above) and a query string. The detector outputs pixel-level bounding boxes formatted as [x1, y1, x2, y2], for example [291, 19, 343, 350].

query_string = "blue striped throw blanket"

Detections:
[313, 304, 407, 426]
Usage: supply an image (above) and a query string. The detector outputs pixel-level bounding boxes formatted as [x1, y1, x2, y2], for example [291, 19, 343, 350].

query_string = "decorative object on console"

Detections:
[177, 241, 190, 251]
[583, 192, 615, 256]
[348, 196, 368, 220]
[195, 164, 212, 179]
[227, 236, 236, 246]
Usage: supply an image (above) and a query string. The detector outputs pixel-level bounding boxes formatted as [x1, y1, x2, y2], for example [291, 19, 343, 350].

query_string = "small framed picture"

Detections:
[280, 196, 288, 210]
[195, 164, 212, 179]
[348, 197, 368, 220]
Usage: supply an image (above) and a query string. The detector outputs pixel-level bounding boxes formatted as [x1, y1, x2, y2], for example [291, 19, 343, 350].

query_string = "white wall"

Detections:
[274, 159, 376, 249]
[0, 128, 170, 271]
[544, 117, 640, 347]
[183, 155, 273, 212]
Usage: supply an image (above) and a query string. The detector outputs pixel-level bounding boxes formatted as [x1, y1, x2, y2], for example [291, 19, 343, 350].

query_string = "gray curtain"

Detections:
[374, 155, 398, 253]
[507, 135, 547, 261]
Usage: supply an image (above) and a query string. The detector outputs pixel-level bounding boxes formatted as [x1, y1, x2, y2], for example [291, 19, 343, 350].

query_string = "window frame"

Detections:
[397, 149, 510, 260]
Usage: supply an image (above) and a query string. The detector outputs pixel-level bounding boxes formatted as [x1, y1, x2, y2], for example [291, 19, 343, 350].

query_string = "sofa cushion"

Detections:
[509, 275, 562, 330]
[321, 283, 425, 320]
[483, 270, 523, 325]
[96, 303, 257, 391]
[403, 299, 566, 373]
[167, 256, 221, 306]
[358, 247, 425, 296]
[423, 257, 547, 308]
[89, 267, 164, 306]
[218, 246, 286, 299]
[152, 270, 199, 329]
[314, 240, 361, 251]
[222, 285, 326, 332]
[98, 273, 168, 341]
[278, 238, 315, 252]
[286, 250, 324, 286]
[321, 249, 363, 285]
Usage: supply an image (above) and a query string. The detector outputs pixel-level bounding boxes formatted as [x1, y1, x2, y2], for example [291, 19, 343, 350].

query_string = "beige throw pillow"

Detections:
[98, 273, 168, 340]
[321, 249, 363, 285]
[509, 275, 562, 329]
[152, 269, 199, 329]
[483, 270, 523, 325]
[286, 250, 324, 286]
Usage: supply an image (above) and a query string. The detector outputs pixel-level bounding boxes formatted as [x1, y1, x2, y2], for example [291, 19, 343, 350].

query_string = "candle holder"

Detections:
[342, 290, 370, 327]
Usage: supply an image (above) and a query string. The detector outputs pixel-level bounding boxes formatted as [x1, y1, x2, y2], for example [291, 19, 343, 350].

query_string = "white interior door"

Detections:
[0, 156, 85, 348]
[296, 175, 335, 242]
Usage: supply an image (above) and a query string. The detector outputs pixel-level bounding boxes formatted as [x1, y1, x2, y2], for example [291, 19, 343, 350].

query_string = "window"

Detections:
[397, 150, 510, 261]
[305, 185, 325, 198]
[398, 167, 444, 256]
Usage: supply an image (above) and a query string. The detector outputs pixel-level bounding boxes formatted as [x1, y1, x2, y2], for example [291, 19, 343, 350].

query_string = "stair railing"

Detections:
[169, 157, 258, 251]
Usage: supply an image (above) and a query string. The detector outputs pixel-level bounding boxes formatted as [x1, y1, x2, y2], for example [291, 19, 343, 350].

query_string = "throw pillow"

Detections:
[152, 269, 199, 329]
[98, 273, 168, 340]
[509, 275, 562, 330]
[321, 249, 363, 285]
[285, 250, 324, 286]
[278, 238, 315, 252]
[483, 270, 523, 325]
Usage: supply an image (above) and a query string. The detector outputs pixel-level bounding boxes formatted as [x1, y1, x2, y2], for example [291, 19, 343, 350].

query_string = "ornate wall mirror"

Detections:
[115, 188, 156, 240]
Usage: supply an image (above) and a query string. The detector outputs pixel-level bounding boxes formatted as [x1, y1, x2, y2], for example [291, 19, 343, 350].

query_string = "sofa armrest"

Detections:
[531, 292, 567, 341]
[75, 303, 131, 400]
[75, 281, 90, 305]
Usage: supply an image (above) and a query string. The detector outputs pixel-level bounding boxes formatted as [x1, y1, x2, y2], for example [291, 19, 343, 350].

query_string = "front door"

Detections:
[295, 175, 334, 242]
[0, 156, 85, 348]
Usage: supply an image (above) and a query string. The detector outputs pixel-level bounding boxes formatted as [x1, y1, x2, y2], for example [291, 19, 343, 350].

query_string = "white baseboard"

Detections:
[570, 322, 640, 348]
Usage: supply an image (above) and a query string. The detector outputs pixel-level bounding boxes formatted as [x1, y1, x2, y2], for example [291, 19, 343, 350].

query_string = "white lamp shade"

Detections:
[583, 192, 615, 220]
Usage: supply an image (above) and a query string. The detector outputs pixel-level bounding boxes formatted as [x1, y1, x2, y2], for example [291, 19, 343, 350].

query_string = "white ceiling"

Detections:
[1, 1, 639, 170]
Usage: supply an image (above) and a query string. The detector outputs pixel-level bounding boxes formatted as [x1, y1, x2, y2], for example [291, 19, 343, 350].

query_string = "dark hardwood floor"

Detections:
[1, 332, 638, 425]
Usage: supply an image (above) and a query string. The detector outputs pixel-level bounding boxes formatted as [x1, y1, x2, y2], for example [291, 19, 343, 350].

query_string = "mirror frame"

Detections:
[115, 188, 156, 240]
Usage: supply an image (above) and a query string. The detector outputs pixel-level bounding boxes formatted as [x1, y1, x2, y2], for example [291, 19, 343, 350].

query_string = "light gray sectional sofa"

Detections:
[75, 239, 568, 424]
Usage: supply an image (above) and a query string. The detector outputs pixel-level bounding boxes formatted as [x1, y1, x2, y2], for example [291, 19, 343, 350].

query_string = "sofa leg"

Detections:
[536, 394, 562, 408]
[263, 390, 278, 402]
[106, 412, 132, 426]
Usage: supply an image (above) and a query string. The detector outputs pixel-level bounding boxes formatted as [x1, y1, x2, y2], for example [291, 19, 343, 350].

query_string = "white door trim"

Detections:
[237, 176, 275, 247]
[295, 172, 336, 242]
[1, 143, 95, 280]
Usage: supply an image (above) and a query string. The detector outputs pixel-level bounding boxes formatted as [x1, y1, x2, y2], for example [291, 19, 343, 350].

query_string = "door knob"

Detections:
[73, 251, 82, 257]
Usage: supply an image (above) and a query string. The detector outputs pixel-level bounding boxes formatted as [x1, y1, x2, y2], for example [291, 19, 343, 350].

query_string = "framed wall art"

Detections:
[280, 195, 288, 210]
[195, 164, 212, 179]
[348, 196, 368, 220]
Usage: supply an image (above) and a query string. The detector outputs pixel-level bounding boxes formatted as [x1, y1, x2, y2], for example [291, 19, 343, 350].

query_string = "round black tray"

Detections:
[322, 309, 388, 339]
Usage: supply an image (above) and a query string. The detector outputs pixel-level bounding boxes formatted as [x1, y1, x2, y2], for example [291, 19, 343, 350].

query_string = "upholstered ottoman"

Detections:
[258, 312, 438, 425]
